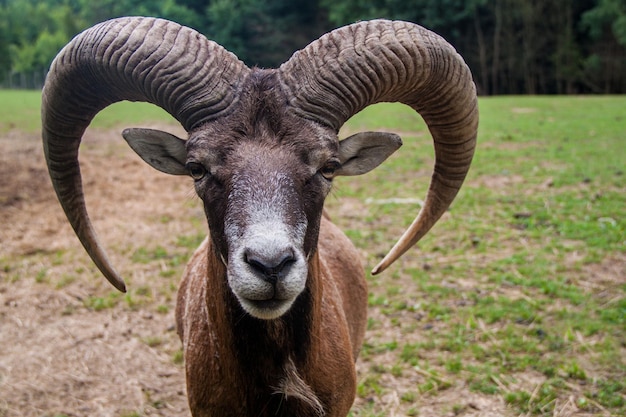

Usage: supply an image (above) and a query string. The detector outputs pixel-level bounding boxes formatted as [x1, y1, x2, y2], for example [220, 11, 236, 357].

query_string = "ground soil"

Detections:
[1, 126, 196, 417]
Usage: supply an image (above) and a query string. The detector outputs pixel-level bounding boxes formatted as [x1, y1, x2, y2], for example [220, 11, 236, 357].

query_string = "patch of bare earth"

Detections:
[1, 127, 194, 417]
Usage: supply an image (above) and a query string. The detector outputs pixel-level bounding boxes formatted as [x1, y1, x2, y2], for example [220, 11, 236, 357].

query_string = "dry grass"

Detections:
[1, 126, 195, 417]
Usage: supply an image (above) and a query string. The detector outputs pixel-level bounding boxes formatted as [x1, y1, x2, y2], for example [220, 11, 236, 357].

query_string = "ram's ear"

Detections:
[122, 128, 188, 175]
[336, 132, 402, 176]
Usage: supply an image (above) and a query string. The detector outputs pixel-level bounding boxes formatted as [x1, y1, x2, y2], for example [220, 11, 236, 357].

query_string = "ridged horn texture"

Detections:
[42, 17, 249, 292]
[278, 20, 478, 274]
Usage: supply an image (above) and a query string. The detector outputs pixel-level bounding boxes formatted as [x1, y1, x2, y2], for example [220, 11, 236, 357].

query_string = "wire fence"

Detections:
[1, 69, 47, 90]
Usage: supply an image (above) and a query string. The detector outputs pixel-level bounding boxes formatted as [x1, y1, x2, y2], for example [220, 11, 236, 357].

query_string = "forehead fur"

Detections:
[187, 69, 338, 163]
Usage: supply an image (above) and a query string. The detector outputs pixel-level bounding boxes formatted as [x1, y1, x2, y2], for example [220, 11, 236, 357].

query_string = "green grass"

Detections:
[0, 90, 43, 132]
[333, 96, 625, 416]
[0, 89, 176, 133]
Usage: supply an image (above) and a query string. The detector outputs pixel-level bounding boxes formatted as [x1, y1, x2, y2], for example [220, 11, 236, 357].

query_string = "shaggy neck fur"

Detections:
[192, 240, 326, 416]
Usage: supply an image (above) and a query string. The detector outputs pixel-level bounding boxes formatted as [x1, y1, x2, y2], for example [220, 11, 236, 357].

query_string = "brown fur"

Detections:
[176, 216, 367, 417]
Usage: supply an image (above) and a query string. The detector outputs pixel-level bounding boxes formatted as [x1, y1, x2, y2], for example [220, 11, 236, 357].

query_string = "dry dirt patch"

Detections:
[1, 282, 187, 417]
[1, 127, 194, 417]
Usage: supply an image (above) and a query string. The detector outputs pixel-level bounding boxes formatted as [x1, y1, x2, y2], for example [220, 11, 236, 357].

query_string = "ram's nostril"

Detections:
[246, 256, 270, 275]
[244, 249, 296, 283]
[276, 255, 295, 272]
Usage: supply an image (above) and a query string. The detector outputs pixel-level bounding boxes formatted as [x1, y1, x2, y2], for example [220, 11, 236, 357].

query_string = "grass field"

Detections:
[0, 90, 176, 133]
[0, 90, 624, 416]
[337, 97, 625, 415]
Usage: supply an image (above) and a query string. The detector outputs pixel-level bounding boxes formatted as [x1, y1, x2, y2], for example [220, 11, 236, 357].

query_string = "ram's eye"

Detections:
[320, 161, 340, 180]
[186, 162, 207, 181]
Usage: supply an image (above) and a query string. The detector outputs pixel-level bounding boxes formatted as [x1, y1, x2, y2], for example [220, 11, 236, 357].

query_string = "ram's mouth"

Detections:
[240, 297, 294, 320]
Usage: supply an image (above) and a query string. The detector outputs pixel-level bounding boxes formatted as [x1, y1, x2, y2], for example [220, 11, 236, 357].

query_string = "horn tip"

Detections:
[371, 261, 389, 276]
[107, 274, 127, 293]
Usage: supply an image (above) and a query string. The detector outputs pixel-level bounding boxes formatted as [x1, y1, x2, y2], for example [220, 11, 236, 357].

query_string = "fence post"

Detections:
[0, 69, 47, 90]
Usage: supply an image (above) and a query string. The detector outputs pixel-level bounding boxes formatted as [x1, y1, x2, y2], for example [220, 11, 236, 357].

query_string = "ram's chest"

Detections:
[182, 319, 325, 416]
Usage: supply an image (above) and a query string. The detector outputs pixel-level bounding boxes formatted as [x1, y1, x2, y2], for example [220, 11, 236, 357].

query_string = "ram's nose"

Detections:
[244, 247, 296, 284]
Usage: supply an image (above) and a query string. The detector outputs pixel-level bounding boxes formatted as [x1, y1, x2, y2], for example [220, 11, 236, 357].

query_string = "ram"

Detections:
[41, 17, 477, 417]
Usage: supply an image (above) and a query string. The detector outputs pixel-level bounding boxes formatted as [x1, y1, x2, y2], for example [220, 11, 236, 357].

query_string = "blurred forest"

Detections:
[1, 0, 625, 93]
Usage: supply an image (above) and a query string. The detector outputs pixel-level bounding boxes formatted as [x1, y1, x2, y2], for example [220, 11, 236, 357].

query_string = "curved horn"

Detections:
[42, 17, 249, 291]
[278, 20, 478, 274]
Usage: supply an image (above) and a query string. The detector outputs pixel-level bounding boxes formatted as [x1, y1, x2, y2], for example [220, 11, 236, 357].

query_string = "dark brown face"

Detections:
[185, 80, 340, 319]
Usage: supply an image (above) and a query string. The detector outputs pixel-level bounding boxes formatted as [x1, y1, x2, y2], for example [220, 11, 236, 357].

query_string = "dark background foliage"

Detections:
[1, 0, 625, 93]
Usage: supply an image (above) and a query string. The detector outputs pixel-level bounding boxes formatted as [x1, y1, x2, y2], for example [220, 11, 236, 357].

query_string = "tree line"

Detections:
[1, 0, 625, 94]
